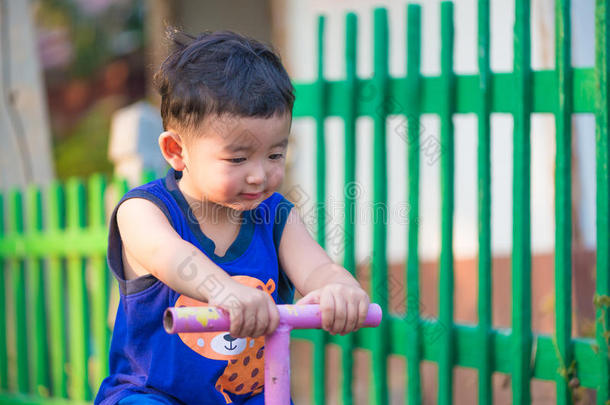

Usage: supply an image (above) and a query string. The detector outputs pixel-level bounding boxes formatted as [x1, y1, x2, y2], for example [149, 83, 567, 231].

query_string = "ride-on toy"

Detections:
[164, 303, 382, 405]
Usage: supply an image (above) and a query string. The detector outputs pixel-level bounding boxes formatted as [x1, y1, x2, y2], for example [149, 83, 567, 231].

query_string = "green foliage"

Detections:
[53, 98, 118, 180]
[36, 0, 145, 78]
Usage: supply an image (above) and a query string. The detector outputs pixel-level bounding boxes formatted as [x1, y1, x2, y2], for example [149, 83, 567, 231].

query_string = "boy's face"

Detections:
[178, 112, 292, 213]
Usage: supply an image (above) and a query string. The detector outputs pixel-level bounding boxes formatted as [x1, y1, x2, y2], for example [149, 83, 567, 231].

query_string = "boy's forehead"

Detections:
[205, 113, 291, 149]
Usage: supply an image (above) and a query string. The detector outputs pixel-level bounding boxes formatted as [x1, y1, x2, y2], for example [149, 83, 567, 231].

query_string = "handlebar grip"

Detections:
[164, 303, 382, 334]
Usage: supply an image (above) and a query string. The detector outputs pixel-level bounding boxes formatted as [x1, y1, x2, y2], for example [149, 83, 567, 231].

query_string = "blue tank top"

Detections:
[95, 168, 295, 405]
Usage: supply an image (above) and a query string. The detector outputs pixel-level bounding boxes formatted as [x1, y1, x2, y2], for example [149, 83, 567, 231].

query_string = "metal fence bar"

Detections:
[512, 0, 533, 403]
[595, 1, 610, 403]
[339, 11, 358, 405]
[554, 0, 574, 404]
[405, 4, 422, 405]
[439, 2, 456, 404]
[313, 14, 328, 405]
[476, 1, 492, 404]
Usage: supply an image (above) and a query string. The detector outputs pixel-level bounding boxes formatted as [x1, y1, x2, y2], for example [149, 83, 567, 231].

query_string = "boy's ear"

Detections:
[158, 131, 187, 171]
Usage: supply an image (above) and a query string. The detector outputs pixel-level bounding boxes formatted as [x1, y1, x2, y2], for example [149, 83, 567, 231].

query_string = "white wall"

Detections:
[0, 0, 54, 190]
[281, 0, 597, 264]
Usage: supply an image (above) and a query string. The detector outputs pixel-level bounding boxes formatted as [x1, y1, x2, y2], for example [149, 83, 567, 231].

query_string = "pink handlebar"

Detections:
[163, 303, 382, 405]
[163, 303, 382, 334]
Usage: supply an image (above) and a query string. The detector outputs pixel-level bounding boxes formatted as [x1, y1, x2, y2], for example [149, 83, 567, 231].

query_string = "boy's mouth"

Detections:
[241, 192, 262, 200]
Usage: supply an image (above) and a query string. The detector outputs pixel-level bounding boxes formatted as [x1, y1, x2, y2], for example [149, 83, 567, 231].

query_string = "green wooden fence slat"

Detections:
[476, 1, 493, 405]
[312, 14, 328, 405]
[65, 179, 89, 401]
[140, 170, 157, 186]
[292, 68, 599, 119]
[371, 7, 389, 405]
[0, 393, 90, 405]
[0, 192, 7, 391]
[0, 193, 5, 393]
[0, 231, 107, 259]
[1, 3, 610, 403]
[295, 316, 601, 388]
[315, 14, 327, 251]
[339, 11, 358, 405]
[512, 0, 533, 403]
[405, 4, 422, 405]
[87, 174, 109, 392]
[45, 182, 67, 399]
[112, 178, 129, 204]
[439, 3, 456, 404]
[555, 0, 574, 404]
[9, 190, 29, 393]
[595, 0, 610, 403]
[25, 186, 50, 397]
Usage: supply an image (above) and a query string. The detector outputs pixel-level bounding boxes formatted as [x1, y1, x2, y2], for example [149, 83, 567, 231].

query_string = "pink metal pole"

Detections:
[264, 324, 291, 405]
[164, 304, 383, 405]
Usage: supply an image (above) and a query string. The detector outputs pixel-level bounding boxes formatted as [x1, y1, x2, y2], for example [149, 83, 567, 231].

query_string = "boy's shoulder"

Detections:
[116, 176, 167, 206]
[112, 175, 176, 233]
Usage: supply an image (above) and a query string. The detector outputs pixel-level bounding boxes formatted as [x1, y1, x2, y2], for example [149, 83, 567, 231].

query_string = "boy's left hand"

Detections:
[295, 283, 370, 335]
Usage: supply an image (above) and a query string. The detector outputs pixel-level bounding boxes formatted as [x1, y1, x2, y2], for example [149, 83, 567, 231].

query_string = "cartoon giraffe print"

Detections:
[174, 275, 275, 403]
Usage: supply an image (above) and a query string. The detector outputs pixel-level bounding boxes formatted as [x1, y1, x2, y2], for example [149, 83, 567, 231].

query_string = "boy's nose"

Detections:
[246, 165, 265, 185]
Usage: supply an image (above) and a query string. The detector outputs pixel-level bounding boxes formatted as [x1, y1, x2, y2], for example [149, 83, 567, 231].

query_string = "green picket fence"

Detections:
[288, 1, 609, 404]
[0, 172, 164, 404]
[0, 174, 117, 404]
[0, 1, 609, 404]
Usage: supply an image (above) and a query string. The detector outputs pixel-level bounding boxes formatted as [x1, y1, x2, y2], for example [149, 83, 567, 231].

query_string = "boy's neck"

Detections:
[177, 177, 241, 226]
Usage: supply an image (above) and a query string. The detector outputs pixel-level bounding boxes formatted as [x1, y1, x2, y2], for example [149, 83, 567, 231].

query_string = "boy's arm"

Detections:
[116, 197, 233, 302]
[278, 208, 369, 334]
[116, 198, 280, 338]
[277, 208, 360, 294]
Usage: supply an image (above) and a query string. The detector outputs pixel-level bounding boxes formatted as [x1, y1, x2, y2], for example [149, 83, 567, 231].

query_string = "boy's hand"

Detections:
[295, 282, 370, 335]
[208, 279, 280, 339]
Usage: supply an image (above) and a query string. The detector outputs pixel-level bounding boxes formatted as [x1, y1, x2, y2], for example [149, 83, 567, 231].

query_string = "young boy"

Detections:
[95, 29, 370, 405]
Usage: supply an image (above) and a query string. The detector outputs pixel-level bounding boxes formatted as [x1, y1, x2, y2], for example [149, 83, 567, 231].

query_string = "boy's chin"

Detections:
[224, 199, 262, 212]
[235, 200, 262, 211]
[220, 191, 270, 212]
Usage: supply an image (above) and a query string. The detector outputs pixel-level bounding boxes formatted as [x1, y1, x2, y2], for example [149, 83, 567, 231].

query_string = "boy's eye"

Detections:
[269, 154, 284, 160]
[228, 157, 246, 164]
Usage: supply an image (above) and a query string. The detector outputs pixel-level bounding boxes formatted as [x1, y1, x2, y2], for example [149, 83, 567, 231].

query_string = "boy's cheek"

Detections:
[209, 183, 238, 201]
[267, 167, 285, 189]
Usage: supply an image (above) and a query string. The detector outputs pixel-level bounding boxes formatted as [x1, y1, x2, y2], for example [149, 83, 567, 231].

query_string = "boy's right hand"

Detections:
[207, 279, 280, 339]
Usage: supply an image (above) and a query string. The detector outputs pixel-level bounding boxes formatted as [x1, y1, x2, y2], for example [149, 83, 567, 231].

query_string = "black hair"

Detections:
[153, 28, 295, 133]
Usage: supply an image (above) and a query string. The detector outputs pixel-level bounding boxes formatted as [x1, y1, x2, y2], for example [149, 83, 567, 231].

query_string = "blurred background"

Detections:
[36, 0, 147, 180]
[0, 0, 602, 403]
